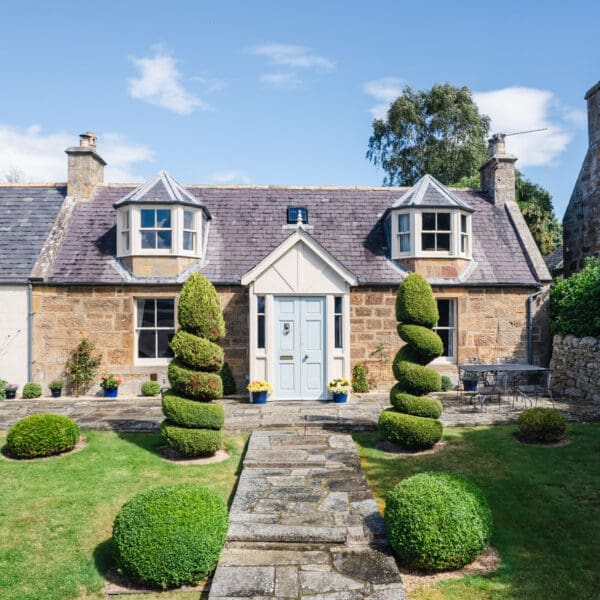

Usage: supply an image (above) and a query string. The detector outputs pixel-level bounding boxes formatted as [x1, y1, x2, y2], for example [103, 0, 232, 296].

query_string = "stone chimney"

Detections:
[584, 80, 600, 147]
[65, 132, 106, 200]
[479, 133, 517, 207]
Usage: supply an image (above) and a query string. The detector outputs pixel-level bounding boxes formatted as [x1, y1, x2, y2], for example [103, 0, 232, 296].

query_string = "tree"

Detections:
[66, 336, 101, 396]
[451, 171, 562, 255]
[2, 166, 26, 183]
[515, 171, 562, 256]
[367, 83, 490, 186]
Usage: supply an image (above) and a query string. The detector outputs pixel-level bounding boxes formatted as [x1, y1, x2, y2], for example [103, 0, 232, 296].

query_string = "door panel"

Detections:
[275, 296, 325, 399]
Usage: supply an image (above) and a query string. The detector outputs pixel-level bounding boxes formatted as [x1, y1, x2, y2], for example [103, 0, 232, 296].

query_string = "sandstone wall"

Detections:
[31, 284, 248, 395]
[350, 285, 549, 391]
[550, 334, 600, 402]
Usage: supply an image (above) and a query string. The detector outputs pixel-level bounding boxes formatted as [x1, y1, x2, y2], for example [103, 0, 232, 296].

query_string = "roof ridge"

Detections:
[0, 182, 66, 187]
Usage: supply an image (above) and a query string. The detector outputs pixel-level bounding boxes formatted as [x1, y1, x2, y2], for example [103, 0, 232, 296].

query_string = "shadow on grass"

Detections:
[353, 423, 600, 600]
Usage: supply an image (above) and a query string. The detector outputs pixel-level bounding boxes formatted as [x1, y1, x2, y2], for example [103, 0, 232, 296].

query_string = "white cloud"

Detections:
[0, 125, 153, 182]
[474, 87, 573, 167]
[251, 44, 334, 69]
[128, 47, 209, 114]
[363, 77, 404, 119]
[208, 170, 251, 184]
[562, 108, 587, 129]
[259, 72, 302, 89]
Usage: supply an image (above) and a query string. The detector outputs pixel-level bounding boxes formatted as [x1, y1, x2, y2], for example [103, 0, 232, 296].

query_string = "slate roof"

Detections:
[544, 246, 563, 274]
[0, 185, 66, 283]
[46, 182, 540, 287]
[388, 174, 474, 212]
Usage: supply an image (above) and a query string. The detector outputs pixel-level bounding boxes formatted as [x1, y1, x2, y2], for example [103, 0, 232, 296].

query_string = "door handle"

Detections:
[303, 354, 309, 361]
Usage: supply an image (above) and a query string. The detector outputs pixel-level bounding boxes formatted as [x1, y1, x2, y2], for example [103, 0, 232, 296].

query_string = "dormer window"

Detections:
[114, 171, 211, 264]
[390, 209, 472, 259]
[385, 174, 474, 261]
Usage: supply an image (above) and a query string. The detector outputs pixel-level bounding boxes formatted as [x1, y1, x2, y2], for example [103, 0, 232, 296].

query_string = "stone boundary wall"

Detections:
[550, 334, 600, 403]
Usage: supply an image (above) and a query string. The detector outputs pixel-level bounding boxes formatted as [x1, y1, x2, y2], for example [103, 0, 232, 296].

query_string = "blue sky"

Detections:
[0, 0, 597, 217]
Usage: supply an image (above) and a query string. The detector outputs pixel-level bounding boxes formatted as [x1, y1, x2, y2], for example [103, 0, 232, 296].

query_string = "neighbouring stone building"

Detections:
[1, 131, 551, 397]
[563, 80, 600, 276]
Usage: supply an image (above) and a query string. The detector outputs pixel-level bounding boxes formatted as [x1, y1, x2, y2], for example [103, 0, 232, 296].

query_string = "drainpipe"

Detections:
[27, 282, 33, 381]
[526, 290, 542, 364]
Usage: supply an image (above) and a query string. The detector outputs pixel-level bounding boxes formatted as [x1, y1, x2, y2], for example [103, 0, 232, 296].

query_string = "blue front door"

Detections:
[275, 296, 326, 399]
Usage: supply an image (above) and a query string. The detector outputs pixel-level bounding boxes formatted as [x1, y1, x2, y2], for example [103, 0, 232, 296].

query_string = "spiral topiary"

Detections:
[161, 273, 226, 457]
[379, 273, 443, 449]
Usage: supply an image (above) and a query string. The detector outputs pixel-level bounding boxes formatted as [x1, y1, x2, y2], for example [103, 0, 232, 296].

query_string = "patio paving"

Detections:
[0, 393, 598, 433]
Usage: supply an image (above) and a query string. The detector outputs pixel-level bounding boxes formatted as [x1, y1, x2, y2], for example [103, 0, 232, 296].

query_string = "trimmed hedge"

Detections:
[378, 409, 443, 450]
[168, 359, 223, 401]
[385, 472, 492, 570]
[389, 386, 442, 418]
[441, 375, 453, 391]
[169, 330, 224, 372]
[161, 421, 223, 457]
[396, 273, 439, 327]
[177, 273, 226, 342]
[219, 362, 237, 396]
[5, 413, 80, 458]
[162, 392, 225, 430]
[141, 381, 161, 396]
[113, 483, 228, 589]
[392, 359, 441, 396]
[22, 382, 42, 399]
[517, 407, 566, 443]
[397, 324, 444, 363]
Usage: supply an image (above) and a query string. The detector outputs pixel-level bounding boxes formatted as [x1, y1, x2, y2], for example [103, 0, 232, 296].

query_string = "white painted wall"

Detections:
[0, 285, 28, 387]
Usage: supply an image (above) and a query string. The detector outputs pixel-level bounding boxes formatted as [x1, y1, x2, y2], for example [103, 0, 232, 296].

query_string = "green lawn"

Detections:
[354, 423, 600, 600]
[0, 430, 246, 600]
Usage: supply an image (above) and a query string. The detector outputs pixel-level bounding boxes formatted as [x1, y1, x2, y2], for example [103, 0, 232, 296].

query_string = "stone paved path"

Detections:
[208, 430, 407, 600]
[1, 393, 598, 432]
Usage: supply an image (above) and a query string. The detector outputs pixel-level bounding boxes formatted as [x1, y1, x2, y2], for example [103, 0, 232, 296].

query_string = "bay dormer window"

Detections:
[389, 209, 472, 259]
[116, 205, 204, 258]
[114, 171, 211, 264]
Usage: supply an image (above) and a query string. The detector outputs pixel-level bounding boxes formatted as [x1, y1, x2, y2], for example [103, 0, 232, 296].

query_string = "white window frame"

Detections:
[390, 209, 471, 260]
[420, 210, 452, 254]
[134, 296, 177, 366]
[432, 298, 457, 364]
[116, 206, 202, 258]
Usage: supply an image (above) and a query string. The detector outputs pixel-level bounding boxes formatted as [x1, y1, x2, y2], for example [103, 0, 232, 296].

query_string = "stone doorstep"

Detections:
[228, 523, 348, 544]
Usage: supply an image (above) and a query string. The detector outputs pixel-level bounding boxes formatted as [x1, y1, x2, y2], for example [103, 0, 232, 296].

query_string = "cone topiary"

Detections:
[161, 273, 226, 457]
[379, 273, 443, 449]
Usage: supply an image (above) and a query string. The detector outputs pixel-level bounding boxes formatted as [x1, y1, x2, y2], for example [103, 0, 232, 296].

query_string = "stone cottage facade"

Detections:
[2, 132, 551, 397]
[563, 80, 600, 276]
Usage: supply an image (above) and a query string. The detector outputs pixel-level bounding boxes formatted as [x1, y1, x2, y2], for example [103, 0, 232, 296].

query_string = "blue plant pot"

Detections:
[103, 387, 118, 398]
[332, 392, 348, 403]
[251, 391, 268, 404]
[463, 380, 478, 392]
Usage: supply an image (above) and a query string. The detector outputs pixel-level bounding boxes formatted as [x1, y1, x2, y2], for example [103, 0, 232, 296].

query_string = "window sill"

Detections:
[135, 358, 172, 367]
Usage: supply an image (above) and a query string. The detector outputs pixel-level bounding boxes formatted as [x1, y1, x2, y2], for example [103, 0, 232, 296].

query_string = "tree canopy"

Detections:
[367, 83, 490, 186]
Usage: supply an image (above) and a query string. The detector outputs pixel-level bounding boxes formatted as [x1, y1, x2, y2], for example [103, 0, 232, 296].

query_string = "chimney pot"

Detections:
[79, 131, 97, 148]
[488, 133, 506, 156]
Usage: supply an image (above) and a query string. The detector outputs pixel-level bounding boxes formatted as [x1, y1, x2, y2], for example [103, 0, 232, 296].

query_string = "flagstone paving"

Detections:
[208, 429, 407, 600]
[0, 393, 598, 432]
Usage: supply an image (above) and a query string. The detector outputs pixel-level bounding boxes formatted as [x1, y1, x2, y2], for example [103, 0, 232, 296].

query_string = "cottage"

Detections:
[563, 80, 600, 276]
[1, 132, 551, 397]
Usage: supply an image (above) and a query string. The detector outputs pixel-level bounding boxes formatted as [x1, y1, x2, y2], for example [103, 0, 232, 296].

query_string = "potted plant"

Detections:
[49, 380, 64, 398]
[100, 374, 122, 398]
[5, 383, 18, 400]
[328, 378, 351, 403]
[461, 371, 479, 392]
[247, 380, 273, 404]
